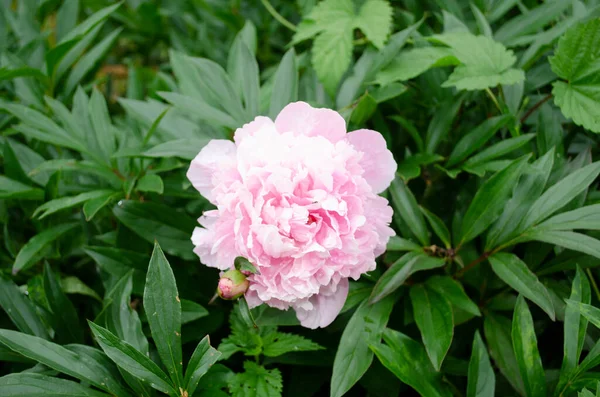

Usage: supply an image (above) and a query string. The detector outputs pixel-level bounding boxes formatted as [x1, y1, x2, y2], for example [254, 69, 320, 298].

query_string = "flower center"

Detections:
[306, 214, 317, 225]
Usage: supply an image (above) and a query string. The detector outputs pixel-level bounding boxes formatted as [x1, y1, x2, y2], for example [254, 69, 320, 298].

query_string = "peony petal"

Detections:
[186, 139, 237, 203]
[295, 278, 349, 329]
[233, 116, 277, 144]
[275, 101, 346, 143]
[346, 129, 397, 193]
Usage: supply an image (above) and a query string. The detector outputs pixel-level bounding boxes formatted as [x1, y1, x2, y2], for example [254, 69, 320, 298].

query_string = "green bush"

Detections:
[1, 1, 599, 396]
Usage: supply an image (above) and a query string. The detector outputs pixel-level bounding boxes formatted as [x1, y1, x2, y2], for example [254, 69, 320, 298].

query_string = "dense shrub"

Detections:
[1, 1, 600, 396]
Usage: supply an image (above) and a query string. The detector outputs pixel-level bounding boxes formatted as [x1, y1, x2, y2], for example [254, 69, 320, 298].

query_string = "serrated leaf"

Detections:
[512, 296, 547, 397]
[410, 284, 454, 370]
[312, 26, 353, 97]
[262, 332, 324, 357]
[488, 252, 555, 320]
[355, 0, 393, 49]
[229, 361, 282, 397]
[467, 331, 495, 397]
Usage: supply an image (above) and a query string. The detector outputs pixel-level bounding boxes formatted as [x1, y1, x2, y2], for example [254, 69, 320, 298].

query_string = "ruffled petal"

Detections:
[294, 279, 349, 329]
[345, 129, 397, 194]
[186, 140, 237, 203]
[275, 101, 346, 143]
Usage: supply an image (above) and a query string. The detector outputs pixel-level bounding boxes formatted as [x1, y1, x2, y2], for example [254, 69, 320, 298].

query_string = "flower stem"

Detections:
[485, 88, 502, 113]
[260, 0, 296, 32]
[520, 93, 552, 124]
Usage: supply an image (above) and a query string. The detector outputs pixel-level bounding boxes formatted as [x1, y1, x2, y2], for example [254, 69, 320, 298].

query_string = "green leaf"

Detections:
[0, 373, 110, 397]
[88, 322, 174, 395]
[262, 332, 324, 357]
[0, 175, 44, 200]
[234, 256, 260, 274]
[43, 263, 83, 344]
[375, 47, 459, 86]
[370, 252, 445, 304]
[410, 284, 454, 371]
[431, 33, 525, 90]
[484, 313, 525, 395]
[60, 276, 101, 302]
[355, 0, 393, 49]
[330, 295, 395, 397]
[113, 200, 195, 260]
[462, 134, 535, 169]
[426, 276, 481, 317]
[181, 299, 209, 324]
[88, 89, 115, 162]
[446, 115, 513, 168]
[269, 48, 298, 119]
[467, 331, 495, 397]
[522, 229, 600, 260]
[488, 252, 555, 320]
[33, 190, 115, 219]
[419, 206, 452, 248]
[183, 336, 221, 397]
[549, 19, 600, 133]
[459, 156, 530, 245]
[228, 27, 260, 119]
[565, 300, 600, 330]
[512, 296, 547, 397]
[229, 361, 283, 397]
[522, 162, 600, 229]
[0, 66, 48, 83]
[144, 243, 183, 387]
[0, 329, 131, 396]
[385, 236, 422, 252]
[142, 138, 212, 160]
[157, 91, 239, 129]
[425, 95, 464, 153]
[83, 192, 121, 221]
[312, 26, 353, 98]
[13, 223, 78, 274]
[370, 329, 451, 396]
[60, 2, 121, 43]
[536, 204, 600, 231]
[136, 174, 164, 194]
[0, 276, 49, 339]
[389, 178, 430, 246]
[105, 272, 148, 354]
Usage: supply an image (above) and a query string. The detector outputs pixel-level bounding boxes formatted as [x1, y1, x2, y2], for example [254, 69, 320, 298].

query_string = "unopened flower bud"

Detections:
[217, 269, 249, 300]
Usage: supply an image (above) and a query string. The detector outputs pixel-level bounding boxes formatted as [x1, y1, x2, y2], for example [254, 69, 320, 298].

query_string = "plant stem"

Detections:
[454, 252, 490, 278]
[587, 268, 600, 301]
[485, 88, 502, 113]
[520, 93, 552, 124]
[260, 0, 296, 32]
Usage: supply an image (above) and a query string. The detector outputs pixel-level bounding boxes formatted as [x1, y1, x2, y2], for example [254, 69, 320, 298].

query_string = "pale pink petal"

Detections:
[186, 140, 237, 203]
[275, 101, 346, 143]
[294, 279, 349, 329]
[233, 116, 277, 145]
[346, 129, 397, 193]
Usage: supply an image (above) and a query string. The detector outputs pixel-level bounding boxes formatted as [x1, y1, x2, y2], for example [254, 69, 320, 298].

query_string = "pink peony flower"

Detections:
[187, 102, 397, 328]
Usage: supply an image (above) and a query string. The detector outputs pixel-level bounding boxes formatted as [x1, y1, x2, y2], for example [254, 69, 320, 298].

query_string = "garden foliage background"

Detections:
[1, 0, 600, 396]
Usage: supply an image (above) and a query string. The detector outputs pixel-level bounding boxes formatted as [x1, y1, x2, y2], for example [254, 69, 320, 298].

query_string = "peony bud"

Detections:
[217, 269, 249, 300]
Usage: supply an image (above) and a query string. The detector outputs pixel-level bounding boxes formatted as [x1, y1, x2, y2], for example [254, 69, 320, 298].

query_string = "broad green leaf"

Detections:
[370, 252, 445, 304]
[312, 26, 353, 98]
[64, 28, 123, 95]
[13, 223, 78, 274]
[354, 0, 393, 49]
[157, 91, 238, 129]
[523, 229, 600, 260]
[61, 276, 102, 301]
[484, 313, 525, 395]
[28, 159, 121, 188]
[144, 243, 183, 387]
[558, 267, 591, 392]
[565, 300, 600, 330]
[56, 0, 80, 42]
[113, 200, 195, 260]
[89, 322, 174, 395]
[262, 332, 324, 357]
[485, 149, 555, 250]
[269, 48, 298, 119]
[446, 115, 512, 168]
[0, 175, 44, 200]
[330, 295, 395, 397]
[83, 246, 148, 275]
[431, 33, 525, 90]
[389, 178, 430, 246]
[83, 192, 121, 221]
[462, 134, 535, 169]
[136, 174, 164, 194]
[375, 47, 458, 86]
[370, 329, 451, 396]
[229, 361, 282, 397]
[419, 206, 451, 248]
[537, 205, 600, 231]
[228, 26, 260, 119]
[105, 272, 148, 354]
[183, 336, 221, 397]
[0, 66, 47, 83]
[43, 263, 83, 344]
[467, 331, 495, 397]
[522, 162, 600, 229]
[181, 299, 209, 324]
[459, 156, 529, 245]
[471, 3, 492, 37]
[33, 190, 114, 219]
[410, 284, 454, 370]
[512, 296, 547, 397]
[0, 330, 131, 396]
[88, 89, 115, 162]
[59, 2, 121, 43]
[143, 138, 211, 160]
[0, 276, 49, 339]
[385, 236, 422, 252]
[549, 19, 600, 133]
[425, 95, 464, 153]
[0, 373, 109, 397]
[426, 276, 481, 316]
[488, 252, 555, 320]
